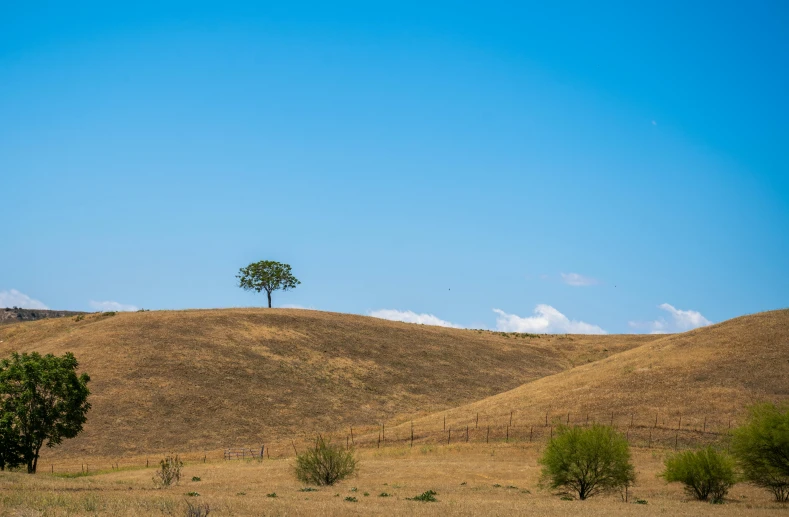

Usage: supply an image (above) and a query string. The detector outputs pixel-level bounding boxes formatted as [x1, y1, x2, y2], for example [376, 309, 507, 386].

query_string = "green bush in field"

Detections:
[731, 403, 789, 502]
[661, 447, 736, 503]
[294, 436, 357, 486]
[539, 424, 635, 500]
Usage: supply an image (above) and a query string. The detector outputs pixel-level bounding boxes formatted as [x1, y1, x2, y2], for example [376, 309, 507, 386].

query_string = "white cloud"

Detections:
[89, 300, 139, 312]
[493, 305, 607, 334]
[628, 303, 712, 334]
[368, 309, 463, 328]
[0, 289, 49, 310]
[560, 273, 599, 287]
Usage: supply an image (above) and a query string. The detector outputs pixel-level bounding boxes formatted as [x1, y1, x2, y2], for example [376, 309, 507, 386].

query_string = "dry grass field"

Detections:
[0, 308, 787, 515]
[0, 308, 655, 458]
[1, 444, 786, 516]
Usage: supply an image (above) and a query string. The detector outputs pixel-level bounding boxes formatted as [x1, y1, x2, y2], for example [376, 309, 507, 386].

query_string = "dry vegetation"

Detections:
[392, 309, 789, 439]
[0, 444, 785, 516]
[0, 308, 655, 458]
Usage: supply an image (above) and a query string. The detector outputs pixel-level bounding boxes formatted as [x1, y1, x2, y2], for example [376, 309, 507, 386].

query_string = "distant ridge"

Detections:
[0, 307, 88, 325]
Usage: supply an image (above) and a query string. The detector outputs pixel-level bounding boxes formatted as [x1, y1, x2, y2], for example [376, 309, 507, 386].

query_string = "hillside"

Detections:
[403, 309, 789, 435]
[0, 308, 657, 457]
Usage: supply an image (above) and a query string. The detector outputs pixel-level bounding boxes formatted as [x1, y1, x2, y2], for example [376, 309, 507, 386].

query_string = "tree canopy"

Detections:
[237, 260, 301, 308]
[0, 352, 91, 473]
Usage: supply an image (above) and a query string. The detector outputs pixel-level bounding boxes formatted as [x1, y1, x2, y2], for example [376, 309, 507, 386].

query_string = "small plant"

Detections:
[236, 492, 246, 496]
[100, 311, 117, 317]
[74, 315, 84, 322]
[191, 476, 201, 482]
[344, 496, 358, 502]
[505, 485, 518, 489]
[379, 492, 391, 497]
[185, 491, 200, 497]
[363, 492, 370, 496]
[185, 501, 210, 517]
[661, 447, 736, 503]
[635, 499, 648, 505]
[560, 495, 574, 501]
[349, 487, 357, 492]
[266, 492, 277, 498]
[731, 403, 789, 502]
[294, 435, 358, 486]
[407, 490, 438, 502]
[298, 487, 318, 492]
[492, 483, 502, 488]
[539, 425, 635, 500]
[153, 454, 183, 488]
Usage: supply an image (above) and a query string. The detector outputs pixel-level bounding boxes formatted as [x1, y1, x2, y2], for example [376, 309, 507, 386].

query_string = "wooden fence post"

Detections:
[506, 425, 509, 443]
[476, 413, 479, 428]
[530, 426, 533, 442]
[703, 417, 707, 433]
[648, 429, 652, 448]
[466, 426, 469, 442]
[486, 426, 490, 443]
[545, 411, 548, 426]
[448, 429, 451, 445]
[654, 414, 658, 428]
[567, 412, 570, 425]
[675, 431, 679, 450]
[510, 411, 513, 426]
[443, 415, 446, 431]
[350, 426, 354, 445]
[410, 422, 414, 448]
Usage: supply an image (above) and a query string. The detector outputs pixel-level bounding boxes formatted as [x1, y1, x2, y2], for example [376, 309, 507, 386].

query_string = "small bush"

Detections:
[266, 493, 277, 498]
[407, 490, 437, 502]
[295, 436, 358, 486]
[185, 491, 200, 497]
[661, 447, 736, 502]
[191, 476, 201, 482]
[73, 315, 84, 322]
[379, 492, 391, 497]
[539, 424, 635, 500]
[153, 454, 183, 488]
[298, 487, 318, 492]
[185, 502, 210, 517]
[344, 496, 357, 502]
[731, 402, 789, 502]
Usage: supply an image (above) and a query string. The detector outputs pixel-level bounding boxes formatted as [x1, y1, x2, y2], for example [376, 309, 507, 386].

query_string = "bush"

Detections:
[295, 436, 357, 486]
[185, 502, 210, 517]
[661, 447, 736, 502]
[407, 490, 438, 502]
[153, 454, 183, 488]
[539, 424, 635, 500]
[731, 402, 789, 502]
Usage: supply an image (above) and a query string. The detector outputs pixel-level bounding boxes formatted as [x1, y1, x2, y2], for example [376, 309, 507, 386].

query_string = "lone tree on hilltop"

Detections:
[237, 260, 301, 308]
[0, 352, 91, 473]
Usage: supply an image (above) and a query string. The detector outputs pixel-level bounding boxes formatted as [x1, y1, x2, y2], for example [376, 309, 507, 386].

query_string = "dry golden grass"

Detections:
[395, 309, 789, 438]
[0, 308, 656, 458]
[1, 444, 784, 516]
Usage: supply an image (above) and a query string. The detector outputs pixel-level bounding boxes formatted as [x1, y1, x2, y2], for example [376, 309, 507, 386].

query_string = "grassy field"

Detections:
[0, 308, 656, 458]
[1, 444, 785, 516]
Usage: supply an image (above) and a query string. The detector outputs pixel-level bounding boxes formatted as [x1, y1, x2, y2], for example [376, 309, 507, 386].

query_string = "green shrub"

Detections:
[191, 476, 201, 482]
[153, 454, 183, 488]
[661, 447, 736, 502]
[539, 424, 635, 500]
[407, 490, 437, 502]
[266, 493, 277, 498]
[731, 403, 789, 502]
[294, 436, 357, 486]
[344, 496, 357, 502]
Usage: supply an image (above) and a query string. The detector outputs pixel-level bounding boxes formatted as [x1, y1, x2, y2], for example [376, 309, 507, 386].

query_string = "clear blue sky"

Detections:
[2, 1, 787, 333]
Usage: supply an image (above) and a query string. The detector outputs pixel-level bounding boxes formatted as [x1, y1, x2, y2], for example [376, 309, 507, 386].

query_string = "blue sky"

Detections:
[2, 1, 787, 333]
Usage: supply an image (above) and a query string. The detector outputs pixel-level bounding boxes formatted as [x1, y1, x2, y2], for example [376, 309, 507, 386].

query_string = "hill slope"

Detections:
[0, 309, 657, 457]
[405, 309, 789, 434]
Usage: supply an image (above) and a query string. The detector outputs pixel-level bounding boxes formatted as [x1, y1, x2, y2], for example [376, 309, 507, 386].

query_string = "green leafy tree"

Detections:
[661, 447, 736, 503]
[539, 424, 635, 500]
[0, 352, 91, 473]
[237, 260, 301, 308]
[0, 411, 22, 471]
[731, 402, 789, 502]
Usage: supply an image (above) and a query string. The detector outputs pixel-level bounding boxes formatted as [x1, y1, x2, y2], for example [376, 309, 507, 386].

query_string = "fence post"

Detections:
[411, 422, 414, 448]
[448, 429, 451, 445]
[530, 426, 533, 442]
[506, 425, 509, 443]
[466, 426, 469, 442]
[476, 413, 479, 429]
[350, 426, 355, 445]
[486, 426, 490, 443]
[443, 415, 446, 431]
[510, 411, 513, 426]
[675, 431, 679, 450]
[703, 417, 707, 433]
[654, 414, 658, 428]
[545, 411, 548, 426]
[377, 432, 381, 449]
[550, 425, 553, 441]
[567, 412, 570, 425]
[292, 440, 298, 455]
[648, 429, 652, 448]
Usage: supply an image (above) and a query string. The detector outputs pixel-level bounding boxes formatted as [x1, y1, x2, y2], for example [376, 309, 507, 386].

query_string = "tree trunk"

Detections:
[267, 291, 272, 308]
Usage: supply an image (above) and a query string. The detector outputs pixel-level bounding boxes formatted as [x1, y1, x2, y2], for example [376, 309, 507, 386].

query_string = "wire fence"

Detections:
[40, 409, 737, 475]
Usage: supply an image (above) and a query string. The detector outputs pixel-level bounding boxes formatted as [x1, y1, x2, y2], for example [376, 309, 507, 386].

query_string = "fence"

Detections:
[39, 409, 738, 474]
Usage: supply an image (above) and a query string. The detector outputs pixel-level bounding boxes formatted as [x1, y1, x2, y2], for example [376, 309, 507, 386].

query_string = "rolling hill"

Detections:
[403, 309, 789, 435]
[0, 308, 657, 457]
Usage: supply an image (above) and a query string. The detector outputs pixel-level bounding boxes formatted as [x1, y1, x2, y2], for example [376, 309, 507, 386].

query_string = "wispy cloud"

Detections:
[0, 289, 49, 310]
[560, 273, 599, 287]
[628, 303, 712, 334]
[368, 309, 463, 329]
[493, 305, 607, 334]
[89, 300, 139, 312]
